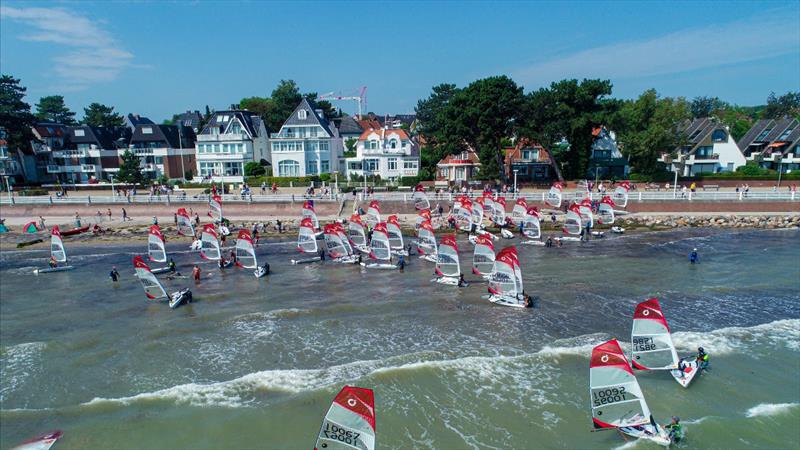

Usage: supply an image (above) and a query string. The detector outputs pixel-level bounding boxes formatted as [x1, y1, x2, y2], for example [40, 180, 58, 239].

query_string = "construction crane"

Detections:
[316, 86, 367, 119]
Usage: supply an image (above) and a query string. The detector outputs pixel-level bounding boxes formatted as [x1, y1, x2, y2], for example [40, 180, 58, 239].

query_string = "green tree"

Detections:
[116, 150, 144, 184]
[762, 91, 800, 120]
[244, 161, 266, 177]
[82, 102, 124, 127]
[0, 74, 35, 156]
[240, 96, 273, 126]
[35, 95, 76, 124]
[415, 83, 460, 172]
[690, 96, 729, 118]
[265, 80, 303, 132]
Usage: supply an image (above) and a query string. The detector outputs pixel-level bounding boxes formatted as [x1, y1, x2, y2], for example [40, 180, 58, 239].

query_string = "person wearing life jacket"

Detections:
[109, 266, 120, 282]
[49, 256, 58, 268]
[664, 416, 683, 443]
[696, 347, 710, 370]
[261, 261, 270, 275]
[397, 255, 405, 270]
[168, 258, 177, 273]
[689, 248, 699, 263]
[523, 293, 533, 308]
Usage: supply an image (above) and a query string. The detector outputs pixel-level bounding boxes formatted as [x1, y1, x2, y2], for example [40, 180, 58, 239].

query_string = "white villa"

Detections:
[659, 117, 745, 176]
[195, 108, 269, 183]
[270, 98, 344, 177]
[344, 128, 419, 181]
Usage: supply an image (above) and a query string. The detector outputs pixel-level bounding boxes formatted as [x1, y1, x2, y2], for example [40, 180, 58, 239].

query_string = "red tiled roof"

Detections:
[437, 150, 481, 166]
[358, 128, 410, 141]
[357, 120, 382, 130]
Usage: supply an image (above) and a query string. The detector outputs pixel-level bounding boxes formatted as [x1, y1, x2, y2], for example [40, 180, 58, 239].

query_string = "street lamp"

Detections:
[513, 169, 519, 199]
[777, 155, 784, 188]
[3, 176, 11, 201]
[333, 171, 339, 200]
[110, 174, 116, 200]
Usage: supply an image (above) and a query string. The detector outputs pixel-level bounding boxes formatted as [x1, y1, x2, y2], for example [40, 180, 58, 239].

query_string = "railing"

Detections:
[1, 190, 797, 206]
[197, 133, 247, 142]
[53, 150, 87, 158]
[81, 164, 96, 172]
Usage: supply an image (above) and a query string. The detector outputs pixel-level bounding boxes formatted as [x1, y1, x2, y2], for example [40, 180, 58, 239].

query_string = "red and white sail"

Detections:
[631, 298, 679, 371]
[482, 195, 495, 215]
[523, 207, 542, 239]
[148, 225, 167, 263]
[334, 223, 354, 256]
[314, 386, 376, 450]
[545, 182, 563, 208]
[208, 194, 223, 222]
[590, 339, 652, 429]
[235, 229, 258, 268]
[488, 246, 521, 298]
[435, 234, 460, 278]
[612, 181, 630, 208]
[133, 255, 168, 300]
[563, 204, 583, 236]
[578, 198, 594, 228]
[200, 224, 221, 260]
[575, 180, 590, 203]
[413, 184, 430, 210]
[416, 219, 437, 255]
[50, 226, 67, 263]
[176, 207, 194, 237]
[348, 214, 367, 248]
[415, 209, 432, 230]
[455, 199, 474, 232]
[323, 224, 348, 258]
[302, 201, 320, 230]
[472, 233, 495, 276]
[297, 217, 318, 253]
[491, 197, 507, 226]
[511, 198, 528, 224]
[365, 200, 381, 228]
[369, 222, 391, 262]
[386, 215, 404, 250]
[597, 196, 616, 225]
[471, 197, 485, 227]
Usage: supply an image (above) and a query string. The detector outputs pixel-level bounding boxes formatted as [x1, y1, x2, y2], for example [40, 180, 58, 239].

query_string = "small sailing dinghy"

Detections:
[632, 298, 701, 388]
[590, 339, 671, 446]
[362, 222, 397, 269]
[558, 203, 583, 242]
[348, 214, 370, 254]
[176, 207, 195, 237]
[324, 224, 359, 264]
[34, 226, 75, 274]
[292, 217, 322, 265]
[133, 255, 192, 309]
[545, 182, 563, 209]
[235, 229, 267, 277]
[314, 385, 376, 450]
[521, 207, 544, 245]
[11, 430, 63, 450]
[364, 200, 381, 228]
[471, 233, 495, 278]
[147, 225, 171, 274]
[416, 219, 438, 263]
[386, 215, 407, 256]
[433, 234, 463, 286]
[413, 184, 430, 210]
[487, 246, 528, 307]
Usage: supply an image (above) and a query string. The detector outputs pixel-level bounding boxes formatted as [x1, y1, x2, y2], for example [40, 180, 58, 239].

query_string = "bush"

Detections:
[18, 188, 48, 196]
[319, 173, 331, 182]
[244, 161, 266, 177]
[155, 175, 170, 186]
[735, 162, 770, 176]
[399, 176, 422, 187]
[184, 171, 194, 181]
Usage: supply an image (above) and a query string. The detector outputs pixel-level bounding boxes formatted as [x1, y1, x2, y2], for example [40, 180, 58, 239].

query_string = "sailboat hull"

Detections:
[670, 358, 701, 388]
[488, 294, 527, 308]
[33, 266, 75, 274]
[619, 425, 671, 446]
[361, 262, 398, 270]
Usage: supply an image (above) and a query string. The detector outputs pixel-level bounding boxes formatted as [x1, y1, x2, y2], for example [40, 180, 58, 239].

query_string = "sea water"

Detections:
[1, 228, 798, 449]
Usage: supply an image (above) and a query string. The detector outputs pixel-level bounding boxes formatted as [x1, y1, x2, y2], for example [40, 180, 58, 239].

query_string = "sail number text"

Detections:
[633, 337, 657, 351]
[592, 387, 627, 406]
[322, 422, 362, 446]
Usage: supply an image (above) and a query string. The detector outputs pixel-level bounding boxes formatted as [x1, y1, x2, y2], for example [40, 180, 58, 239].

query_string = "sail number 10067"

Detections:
[321, 421, 362, 447]
[592, 387, 627, 406]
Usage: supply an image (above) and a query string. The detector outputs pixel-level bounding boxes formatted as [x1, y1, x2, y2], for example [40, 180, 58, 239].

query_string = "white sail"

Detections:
[209, 194, 223, 222]
[298, 218, 318, 253]
[365, 200, 381, 228]
[415, 209, 432, 230]
[482, 196, 495, 215]
[613, 181, 630, 208]
[523, 208, 542, 239]
[436, 235, 460, 278]
[488, 247, 518, 298]
[563, 205, 582, 236]
[413, 185, 430, 210]
[491, 197, 507, 226]
[148, 225, 167, 263]
[302, 201, 320, 230]
[314, 386, 376, 450]
[545, 183, 563, 209]
[386, 215, 404, 250]
[348, 214, 367, 247]
[335, 224, 354, 256]
[598, 196, 616, 225]
[176, 208, 194, 237]
[590, 339, 652, 429]
[471, 234, 495, 276]
[369, 223, 391, 262]
[416, 220, 437, 255]
[133, 255, 168, 300]
[235, 230, 258, 268]
[511, 198, 527, 225]
[455, 202, 474, 232]
[200, 224, 221, 261]
[471, 200, 484, 227]
[50, 226, 67, 263]
[631, 298, 679, 371]
[324, 224, 348, 258]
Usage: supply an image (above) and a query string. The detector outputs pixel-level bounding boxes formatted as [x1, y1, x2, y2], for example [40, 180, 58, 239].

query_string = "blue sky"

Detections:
[2, 1, 799, 123]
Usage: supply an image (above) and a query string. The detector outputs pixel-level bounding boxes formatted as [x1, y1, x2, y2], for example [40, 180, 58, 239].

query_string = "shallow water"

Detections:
[1, 228, 799, 449]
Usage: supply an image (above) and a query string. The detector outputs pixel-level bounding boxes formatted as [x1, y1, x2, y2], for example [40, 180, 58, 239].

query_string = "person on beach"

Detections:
[397, 255, 405, 270]
[107, 208, 112, 221]
[38, 216, 45, 230]
[664, 416, 683, 443]
[276, 219, 283, 233]
[194, 214, 200, 227]
[122, 208, 128, 222]
[458, 273, 467, 287]
[192, 265, 201, 281]
[74, 212, 81, 228]
[109, 266, 120, 282]
[689, 248, 699, 264]
[545, 236, 553, 247]
[152, 216, 158, 225]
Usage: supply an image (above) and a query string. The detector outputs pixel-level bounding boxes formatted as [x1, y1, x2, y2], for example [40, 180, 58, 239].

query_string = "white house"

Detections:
[659, 118, 745, 176]
[738, 117, 800, 172]
[344, 128, 419, 181]
[195, 109, 269, 183]
[270, 98, 343, 177]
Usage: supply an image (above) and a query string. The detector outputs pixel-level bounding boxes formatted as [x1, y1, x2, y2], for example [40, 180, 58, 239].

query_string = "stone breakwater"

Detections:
[615, 214, 800, 229]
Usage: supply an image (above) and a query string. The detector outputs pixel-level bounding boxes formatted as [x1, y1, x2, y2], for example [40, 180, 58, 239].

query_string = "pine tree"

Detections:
[116, 150, 144, 184]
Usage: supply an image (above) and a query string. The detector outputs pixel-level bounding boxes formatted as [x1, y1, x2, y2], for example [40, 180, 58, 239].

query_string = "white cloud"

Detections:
[513, 12, 800, 87]
[0, 6, 136, 90]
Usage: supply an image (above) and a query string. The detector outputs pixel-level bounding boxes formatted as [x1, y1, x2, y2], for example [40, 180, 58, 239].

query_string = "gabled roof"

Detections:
[358, 128, 411, 141]
[175, 110, 202, 129]
[437, 149, 481, 166]
[280, 98, 333, 136]
[336, 116, 364, 135]
[591, 126, 624, 158]
[67, 126, 131, 149]
[357, 119, 382, 130]
[738, 117, 799, 155]
[675, 117, 730, 154]
[130, 124, 196, 149]
[126, 113, 154, 128]
[199, 110, 264, 138]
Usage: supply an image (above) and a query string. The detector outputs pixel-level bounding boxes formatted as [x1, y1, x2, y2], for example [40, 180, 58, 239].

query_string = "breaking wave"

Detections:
[745, 402, 799, 418]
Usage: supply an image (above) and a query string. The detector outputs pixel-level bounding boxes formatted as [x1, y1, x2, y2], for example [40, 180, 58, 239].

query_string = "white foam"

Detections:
[745, 402, 799, 418]
[672, 319, 800, 355]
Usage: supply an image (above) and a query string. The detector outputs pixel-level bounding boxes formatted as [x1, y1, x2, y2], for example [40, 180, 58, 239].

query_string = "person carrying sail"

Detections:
[109, 266, 120, 282]
[664, 416, 683, 443]
[696, 347, 710, 370]
[689, 248, 699, 264]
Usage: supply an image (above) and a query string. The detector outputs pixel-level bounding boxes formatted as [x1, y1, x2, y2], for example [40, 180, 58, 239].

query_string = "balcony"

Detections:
[81, 164, 96, 173]
[689, 153, 720, 163]
[141, 163, 156, 172]
[53, 149, 87, 158]
[197, 133, 247, 142]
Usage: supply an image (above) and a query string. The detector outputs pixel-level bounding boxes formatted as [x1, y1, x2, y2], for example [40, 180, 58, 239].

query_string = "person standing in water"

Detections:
[168, 258, 177, 273]
[664, 416, 683, 443]
[192, 265, 201, 281]
[689, 248, 699, 264]
[109, 266, 120, 282]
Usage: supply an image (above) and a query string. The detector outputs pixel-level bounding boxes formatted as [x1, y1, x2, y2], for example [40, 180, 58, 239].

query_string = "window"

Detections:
[278, 160, 300, 177]
[387, 157, 397, 170]
[364, 158, 379, 172]
[349, 161, 362, 170]
[229, 120, 241, 135]
[778, 125, 796, 141]
[77, 144, 91, 151]
[224, 162, 241, 176]
[142, 127, 153, 134]
[298, 110, 307, 120]
[403, 160, 418, 169]
[369, 140, 378, 150]
[711, 129, 726, 142]
[390, 140, 398, 149]
[74, 129, 85, 137]
[320, 160, 330, 173]
[200, 161, 221, 177]
[154, 157, 164, 164]
[307, 160, 318, 175]
[319, 140, 329, 151]
[755, 128, 772, 141]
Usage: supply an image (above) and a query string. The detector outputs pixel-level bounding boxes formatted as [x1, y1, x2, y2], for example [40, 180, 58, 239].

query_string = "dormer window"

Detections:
[74, 129, 85, 137]
[711, 129, 726, 142]
[390, 140, 398, 149]
[298, 110, 308, 120]
[142, 127, 153, 134]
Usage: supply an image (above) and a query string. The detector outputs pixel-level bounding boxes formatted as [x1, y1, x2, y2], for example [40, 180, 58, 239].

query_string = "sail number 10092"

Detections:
[592, 387, 627, 406]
